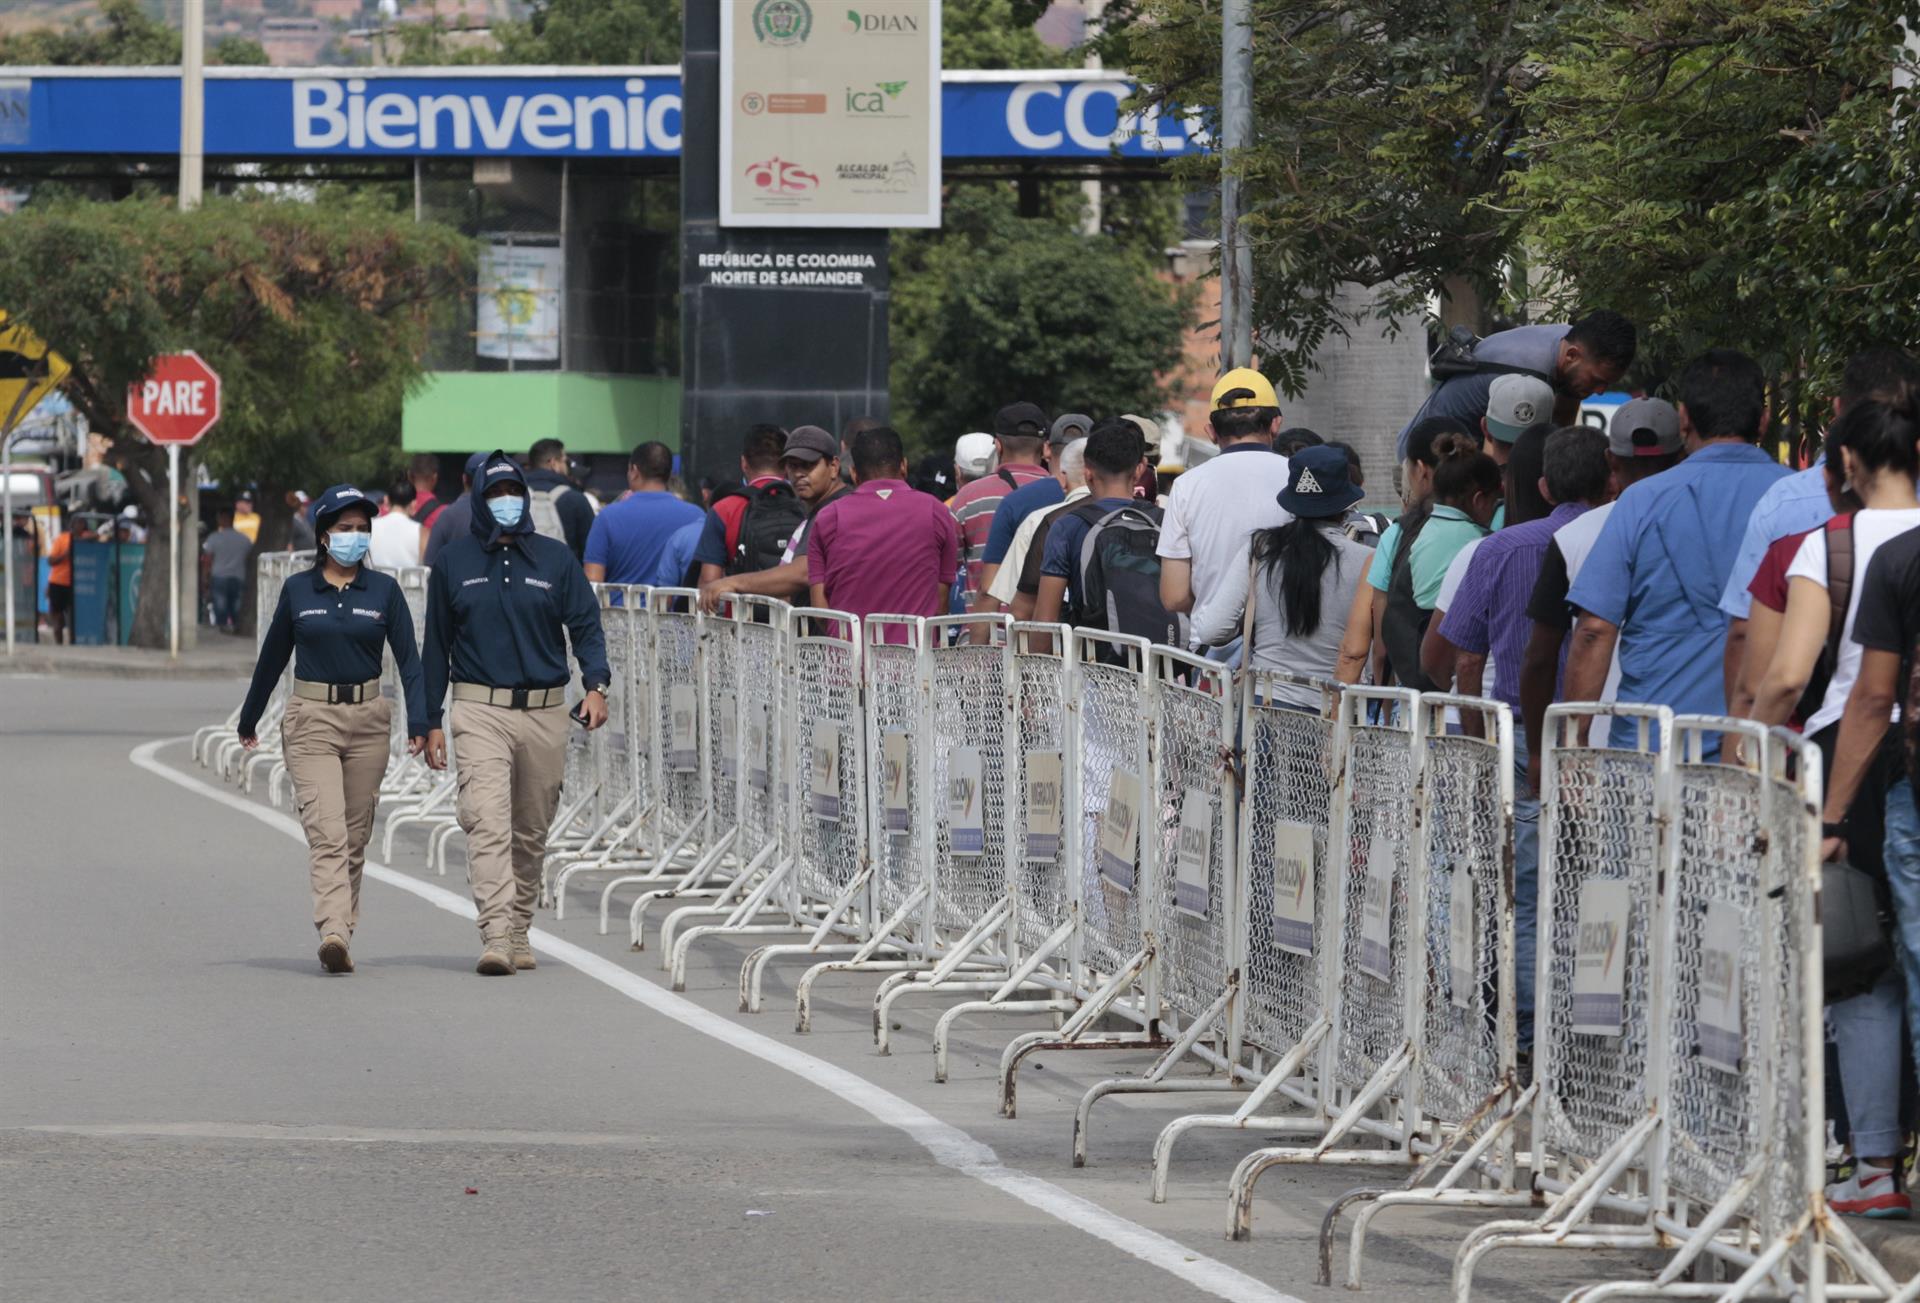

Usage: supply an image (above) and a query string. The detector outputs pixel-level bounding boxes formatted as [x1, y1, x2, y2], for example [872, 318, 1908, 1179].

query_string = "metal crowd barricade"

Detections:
[635, 596, 792, 946]
[734, 608, 874, 1010]
[997, 630, 1164, 1118]
[927, 622, 1084, 1081]
[550, 586, 661, 905]
[1321, 692, 1525, 1285]
[656, 597, 800, 966]
[1072, 647, 1240, 1166]
[1453, 703, 1675, 1296]
[1151, 669, 1342, 1203]
[865, 614, 1022, 1047]
[1225, 686, 1425, 1238]
[200, 550, 286, 767]
[789, 615, 940, 1028]
[376, 566, 435, 801]
[572, 588, 707, 919]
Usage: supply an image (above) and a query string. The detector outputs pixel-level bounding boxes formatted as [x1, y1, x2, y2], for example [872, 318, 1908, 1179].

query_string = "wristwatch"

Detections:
[583, 680, 611, 697]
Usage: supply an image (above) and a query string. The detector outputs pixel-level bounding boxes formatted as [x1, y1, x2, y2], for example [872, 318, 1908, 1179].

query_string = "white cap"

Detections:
[954, 432, 997, 478]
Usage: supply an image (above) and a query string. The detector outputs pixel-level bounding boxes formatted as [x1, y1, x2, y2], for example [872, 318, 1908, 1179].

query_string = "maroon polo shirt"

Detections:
[807, 479, 960, 627]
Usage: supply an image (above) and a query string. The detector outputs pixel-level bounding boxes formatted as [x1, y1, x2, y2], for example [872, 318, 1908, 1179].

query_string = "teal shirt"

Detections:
[1365, 504, 1488, 608]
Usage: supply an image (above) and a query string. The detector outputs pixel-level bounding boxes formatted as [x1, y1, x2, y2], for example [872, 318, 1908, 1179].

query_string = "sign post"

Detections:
[127, 351, 221, 658]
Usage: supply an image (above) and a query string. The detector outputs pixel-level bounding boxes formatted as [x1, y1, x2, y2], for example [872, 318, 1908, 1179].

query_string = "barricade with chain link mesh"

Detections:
[1151, 670, 1342, 1203]
[1226, 686, 1427, 1239]
[1069, 648, 1242, 1167]
[996, 630, 1167, 1119]
[548, 586, 651, 912]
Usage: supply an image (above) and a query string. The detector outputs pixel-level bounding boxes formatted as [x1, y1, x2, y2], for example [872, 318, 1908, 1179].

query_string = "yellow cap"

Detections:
[1210, 367, 1279, 411]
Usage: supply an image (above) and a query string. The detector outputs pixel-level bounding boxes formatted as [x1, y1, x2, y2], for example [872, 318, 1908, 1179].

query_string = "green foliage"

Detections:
[0, 197, 471, 644]
[889, 188, 1194, 448]
[211, 35, 271, 66]
[1509, 0, 1920, 416]
[0, 0, 179, 64]
[494, 0, 684, 64]
[942, 0, 1055, 69]
[1121, 0, 1555, 396]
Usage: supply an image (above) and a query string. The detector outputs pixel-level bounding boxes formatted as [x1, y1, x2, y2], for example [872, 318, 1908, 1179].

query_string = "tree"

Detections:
[494, 0, 683, 64]
[0, 0, 177, 64]
[1110, 0, 1560, 395]
[0, 197, 470, 647]
[889, 188, 1193, 444]
[1509, 0, 1920, 435]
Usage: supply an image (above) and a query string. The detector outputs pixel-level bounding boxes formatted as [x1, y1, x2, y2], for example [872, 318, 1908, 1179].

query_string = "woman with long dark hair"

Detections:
[1190, 445, 1374, 706]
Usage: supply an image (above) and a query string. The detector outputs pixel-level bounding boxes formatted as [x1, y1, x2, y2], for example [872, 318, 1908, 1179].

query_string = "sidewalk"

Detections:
[2, 635, 257, 681]
[1855, 1218, 1920, 1282]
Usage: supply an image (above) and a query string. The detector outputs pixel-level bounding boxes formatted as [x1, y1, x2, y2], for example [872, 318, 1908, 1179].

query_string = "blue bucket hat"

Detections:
[1275, 444, 1365, 519]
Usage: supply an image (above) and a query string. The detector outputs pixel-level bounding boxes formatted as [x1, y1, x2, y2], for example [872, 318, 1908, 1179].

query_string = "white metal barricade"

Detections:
[997, 630, 1165, 1118]
[543, 585, 634, 900]
[1072, 647, 1241, 1166]
[788, 616, 938, 1028]
[1321, 692, 1525, 1284]
[1454, 703, 1675, 1296]
[625, 596, 785, 946]
[926, 622, 1084, 1080]
[1151, 669, 1343, 1202]
[733, 609, 874, 1010]
[865, 614, 1023, 1048]
[1225, 686, 1427, 1238]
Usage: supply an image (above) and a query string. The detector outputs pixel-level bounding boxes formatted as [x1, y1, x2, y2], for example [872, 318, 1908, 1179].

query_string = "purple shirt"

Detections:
[1439, 501, 1589, 710]
[807, 479, 960, 626]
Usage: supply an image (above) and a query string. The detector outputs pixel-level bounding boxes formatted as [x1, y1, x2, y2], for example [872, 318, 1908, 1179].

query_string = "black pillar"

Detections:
[679, 2, 891, 490]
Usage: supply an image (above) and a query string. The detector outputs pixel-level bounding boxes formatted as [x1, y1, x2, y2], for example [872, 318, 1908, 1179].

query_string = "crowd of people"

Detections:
[233, 312, 1920, 1221]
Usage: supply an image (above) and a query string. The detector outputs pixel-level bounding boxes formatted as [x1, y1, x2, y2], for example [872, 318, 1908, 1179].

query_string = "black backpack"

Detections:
[1066, 501, 1186, 650]
[1427, 324, 1557, 385]
[732, 479, 808, 575]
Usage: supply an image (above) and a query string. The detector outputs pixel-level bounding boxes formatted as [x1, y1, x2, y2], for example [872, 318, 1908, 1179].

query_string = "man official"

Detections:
[423, 452, 610, 976]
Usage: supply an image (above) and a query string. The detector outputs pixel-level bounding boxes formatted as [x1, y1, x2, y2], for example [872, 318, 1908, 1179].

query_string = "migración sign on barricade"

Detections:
[203, 557, 1910, 1303]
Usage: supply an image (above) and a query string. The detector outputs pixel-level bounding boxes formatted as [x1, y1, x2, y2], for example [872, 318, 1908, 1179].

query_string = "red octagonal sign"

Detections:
[127, 350, 222, 446]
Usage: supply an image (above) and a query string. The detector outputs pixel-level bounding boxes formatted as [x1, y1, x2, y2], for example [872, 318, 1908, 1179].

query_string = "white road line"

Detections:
[130, 737, 1301, 1303]
[18, 1122, 654, 1147]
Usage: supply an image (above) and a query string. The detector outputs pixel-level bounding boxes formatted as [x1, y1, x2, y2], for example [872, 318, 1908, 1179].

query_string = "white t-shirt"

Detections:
[1554, 502, 1621, 746]
[369, 509, 422, 571]
[1786, 505, 1920, 734]
[1156, 445, 1292, 641]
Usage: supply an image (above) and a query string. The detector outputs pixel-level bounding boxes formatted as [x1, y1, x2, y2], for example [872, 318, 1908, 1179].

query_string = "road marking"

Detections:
[131, 738, 1300, 1303]
[17, 1122, 654, 1147]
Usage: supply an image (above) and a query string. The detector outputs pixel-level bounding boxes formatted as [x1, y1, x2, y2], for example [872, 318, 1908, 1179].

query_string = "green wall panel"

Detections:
[402, 372, 682, 456]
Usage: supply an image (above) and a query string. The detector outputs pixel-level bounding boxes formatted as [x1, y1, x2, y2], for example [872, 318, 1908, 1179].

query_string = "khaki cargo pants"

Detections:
[282, 695, 392, 939]
[449, 699, 569, 941]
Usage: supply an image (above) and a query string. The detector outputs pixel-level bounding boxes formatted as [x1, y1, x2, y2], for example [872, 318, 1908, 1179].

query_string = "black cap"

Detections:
[309, 483, 371, 532]
[994, 402, 1048, 440]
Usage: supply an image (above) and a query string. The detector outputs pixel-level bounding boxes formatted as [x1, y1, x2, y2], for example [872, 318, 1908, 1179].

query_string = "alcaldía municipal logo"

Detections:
[753, 0, 813, 45]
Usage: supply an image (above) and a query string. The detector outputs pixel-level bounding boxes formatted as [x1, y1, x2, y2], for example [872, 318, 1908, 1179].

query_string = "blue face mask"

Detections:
[490, 494, 526, 529]
[325, 531, 371, 566]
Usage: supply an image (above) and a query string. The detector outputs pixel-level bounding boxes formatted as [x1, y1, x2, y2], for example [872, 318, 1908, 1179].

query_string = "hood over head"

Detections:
[470, 450, 533, 546]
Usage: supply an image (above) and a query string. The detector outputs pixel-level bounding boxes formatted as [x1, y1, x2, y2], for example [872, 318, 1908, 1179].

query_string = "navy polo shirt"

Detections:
[239, 565, 427, 738]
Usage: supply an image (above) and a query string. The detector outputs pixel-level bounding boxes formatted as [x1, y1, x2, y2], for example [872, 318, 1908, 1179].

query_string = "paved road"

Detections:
[3, 677, 1646, 1302]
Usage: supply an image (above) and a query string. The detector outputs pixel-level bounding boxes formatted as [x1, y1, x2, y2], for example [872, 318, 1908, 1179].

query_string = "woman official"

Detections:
[238, 485, 427, 974]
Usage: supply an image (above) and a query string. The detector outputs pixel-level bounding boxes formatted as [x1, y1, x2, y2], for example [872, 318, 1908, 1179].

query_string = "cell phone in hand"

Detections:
[570, 699, 590, 726]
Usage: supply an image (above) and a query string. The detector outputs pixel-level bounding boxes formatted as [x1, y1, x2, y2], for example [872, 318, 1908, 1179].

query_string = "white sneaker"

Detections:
[1826, 1163, 1911, 1219]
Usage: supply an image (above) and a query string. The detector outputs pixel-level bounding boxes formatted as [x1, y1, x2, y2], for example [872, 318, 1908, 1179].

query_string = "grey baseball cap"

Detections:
[782, 425, 839, 464]
[1049, 413, 1092, 446]
[1485, 374, 1555, 443]
[1607, 397, 1682, 458]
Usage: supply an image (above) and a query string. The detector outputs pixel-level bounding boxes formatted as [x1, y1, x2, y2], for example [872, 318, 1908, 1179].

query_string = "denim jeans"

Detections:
[1830, 970, 1907, 1158]
[1512, 730, 1540, 1050]
[1884, 777, 1920, 1076]
[210, 575, 243, 629]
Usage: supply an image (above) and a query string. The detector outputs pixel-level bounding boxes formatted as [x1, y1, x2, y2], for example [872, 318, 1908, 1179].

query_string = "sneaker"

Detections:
[1827, 1163, 1911, 1219]
[317, 934, 353, 975]
[476, 938, 515, 976]
[508, 928, 536, 971]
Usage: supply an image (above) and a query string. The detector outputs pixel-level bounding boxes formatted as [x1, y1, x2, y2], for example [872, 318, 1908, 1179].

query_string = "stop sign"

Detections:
[127, 351, 222, 446]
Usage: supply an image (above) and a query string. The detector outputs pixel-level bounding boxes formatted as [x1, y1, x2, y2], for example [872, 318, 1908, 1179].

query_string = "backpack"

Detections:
[1065, 501, 1186, 650]
[528, 485, 570, 544]
[1800, 516, 1854, 723]
[1381, 507, 1488, 691]
[1427, 324, 1556, 385]
[733, 479, 808, 575]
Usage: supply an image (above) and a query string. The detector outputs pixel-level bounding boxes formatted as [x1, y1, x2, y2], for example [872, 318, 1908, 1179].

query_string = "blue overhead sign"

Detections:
[0, 68, 1205, 161]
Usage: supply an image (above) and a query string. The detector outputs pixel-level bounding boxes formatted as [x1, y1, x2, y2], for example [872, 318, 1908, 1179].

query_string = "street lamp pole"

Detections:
[179, 0, 206, 211]
[1219, 0, 1254, 369]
